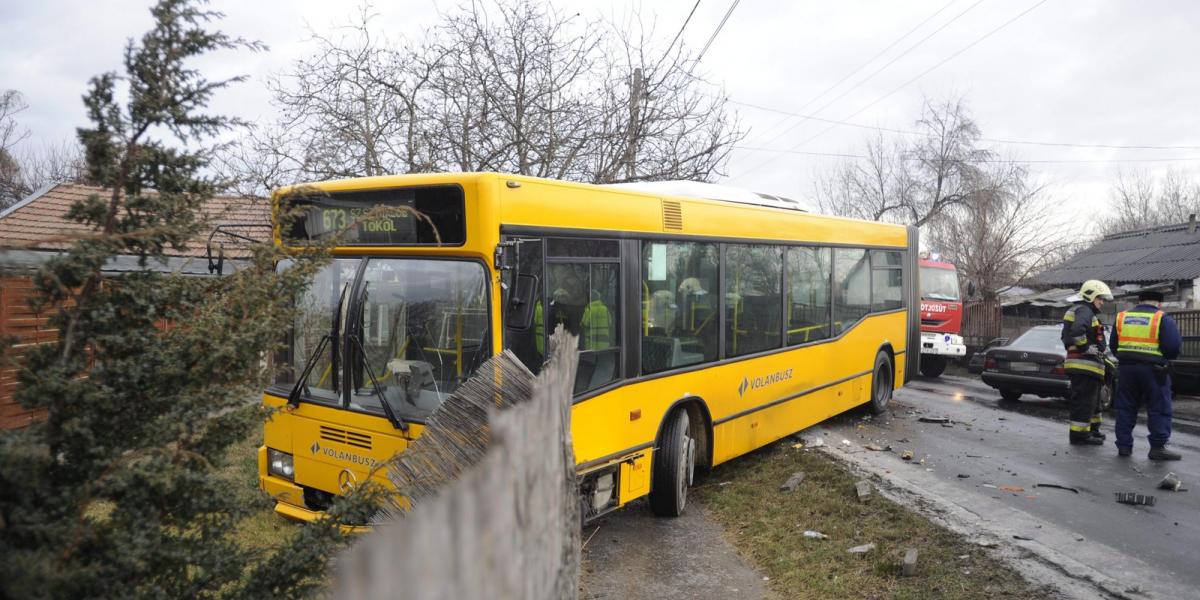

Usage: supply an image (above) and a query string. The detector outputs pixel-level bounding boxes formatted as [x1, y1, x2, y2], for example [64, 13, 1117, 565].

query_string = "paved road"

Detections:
[579, 499, 766, 600]
[816, 374, 1200, 599]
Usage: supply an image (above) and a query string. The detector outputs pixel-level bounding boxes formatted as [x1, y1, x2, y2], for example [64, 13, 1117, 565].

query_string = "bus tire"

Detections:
[868, 351, 894, 414]
[649, 409, 694, 517]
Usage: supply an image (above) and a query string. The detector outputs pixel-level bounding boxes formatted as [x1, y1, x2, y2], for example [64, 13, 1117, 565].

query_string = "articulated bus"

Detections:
[259, 173, 919, 522]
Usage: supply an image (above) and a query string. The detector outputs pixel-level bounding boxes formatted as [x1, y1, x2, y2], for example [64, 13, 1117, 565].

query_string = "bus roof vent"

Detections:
[662, 199, 683, 231]
[605, 180, 809, 212]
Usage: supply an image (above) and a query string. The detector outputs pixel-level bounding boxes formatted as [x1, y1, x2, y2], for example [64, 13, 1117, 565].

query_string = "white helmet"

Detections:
[1079, 279, 1113, 303]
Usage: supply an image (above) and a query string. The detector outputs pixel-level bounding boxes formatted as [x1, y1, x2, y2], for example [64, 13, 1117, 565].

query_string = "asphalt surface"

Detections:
[579, 499, 766, 600]
[816, 374, 1200, 599]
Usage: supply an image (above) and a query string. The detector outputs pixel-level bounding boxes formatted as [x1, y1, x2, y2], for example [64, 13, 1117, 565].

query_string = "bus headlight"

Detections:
[267, 448, 295, 481]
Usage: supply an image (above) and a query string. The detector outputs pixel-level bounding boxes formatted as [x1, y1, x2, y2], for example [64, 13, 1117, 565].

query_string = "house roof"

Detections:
[1028, 219, 1200, 287]
[0, 183, 270, 258]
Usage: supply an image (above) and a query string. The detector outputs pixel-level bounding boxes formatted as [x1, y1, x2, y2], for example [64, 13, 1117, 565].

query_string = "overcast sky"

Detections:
[3, 0, 1199, 228]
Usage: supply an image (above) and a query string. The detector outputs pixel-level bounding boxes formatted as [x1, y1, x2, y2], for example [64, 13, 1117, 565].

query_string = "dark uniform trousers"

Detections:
[1067, 372, 1103, 438]
[1114, 363, 1173, 449]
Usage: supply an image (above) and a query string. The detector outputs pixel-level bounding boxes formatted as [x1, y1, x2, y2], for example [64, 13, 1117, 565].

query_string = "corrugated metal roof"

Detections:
[1029, 221, 1200, 286]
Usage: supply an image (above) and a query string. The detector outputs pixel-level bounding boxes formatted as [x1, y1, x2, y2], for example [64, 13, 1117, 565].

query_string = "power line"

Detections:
[741, 0, 959, 148]
[696, 0, 742, 63]
[726, 97, 1200, 151]
[733, 144, 1200, 164]
[744, 0, 986, 152]
[736, 0, 1048, 181]
[662, 0, 703, 62]
[796, 0, 1051, 150]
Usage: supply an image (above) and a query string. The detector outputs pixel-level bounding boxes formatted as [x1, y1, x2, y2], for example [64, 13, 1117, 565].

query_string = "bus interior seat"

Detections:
[642, 336, 704, 372]
[574, 349, 618, 395]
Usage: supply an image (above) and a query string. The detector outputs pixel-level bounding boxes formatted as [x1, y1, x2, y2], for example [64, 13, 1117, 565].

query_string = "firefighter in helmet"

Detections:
[1110, 289, 1183, 460]
[1061, 280, 1113, 445]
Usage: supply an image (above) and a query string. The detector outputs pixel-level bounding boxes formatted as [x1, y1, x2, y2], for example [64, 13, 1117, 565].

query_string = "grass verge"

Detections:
[218, 432, 296, 553]
[694, 440, 1057, 600]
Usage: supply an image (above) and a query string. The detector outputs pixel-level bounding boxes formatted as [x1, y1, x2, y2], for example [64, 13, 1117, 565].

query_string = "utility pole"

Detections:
[624, 67, 643, 180]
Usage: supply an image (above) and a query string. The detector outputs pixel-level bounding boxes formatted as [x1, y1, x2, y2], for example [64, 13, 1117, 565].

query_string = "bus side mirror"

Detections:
[506, 274, 538, 329]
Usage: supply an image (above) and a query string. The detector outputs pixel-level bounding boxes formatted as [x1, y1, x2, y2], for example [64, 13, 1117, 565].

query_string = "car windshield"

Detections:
[920, 266, 959, 301]
[1011, 327, 1061, 351]
[274, 258, 490, 421]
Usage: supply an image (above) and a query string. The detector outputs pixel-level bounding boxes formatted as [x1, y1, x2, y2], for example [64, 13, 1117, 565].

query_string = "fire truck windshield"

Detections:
[920, 266, 960, 302]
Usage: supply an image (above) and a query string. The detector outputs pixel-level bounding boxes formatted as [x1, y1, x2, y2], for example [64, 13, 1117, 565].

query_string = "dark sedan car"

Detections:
[979, 325, 1116, 409]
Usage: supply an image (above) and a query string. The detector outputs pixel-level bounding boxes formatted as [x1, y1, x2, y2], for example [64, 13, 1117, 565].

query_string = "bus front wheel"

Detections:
[649, 409, 695, 517]
[869, 351, 894, 414]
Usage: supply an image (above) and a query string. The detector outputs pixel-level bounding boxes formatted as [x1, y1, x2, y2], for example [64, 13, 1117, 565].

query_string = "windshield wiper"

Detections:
[349, 333, 409, 432]
[287, 283, 351, 407]
[287, 334, 330, 407]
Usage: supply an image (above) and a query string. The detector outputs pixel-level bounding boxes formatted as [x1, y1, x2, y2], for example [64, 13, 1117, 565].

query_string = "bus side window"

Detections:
[834, 248, 871, 333]
[544, 238, 621, 395]
[641, 241, 719, 374]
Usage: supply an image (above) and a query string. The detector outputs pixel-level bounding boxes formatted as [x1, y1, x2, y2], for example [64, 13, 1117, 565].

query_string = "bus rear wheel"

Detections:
[868, 351, 894, 414]
[649, 409, 695, 517]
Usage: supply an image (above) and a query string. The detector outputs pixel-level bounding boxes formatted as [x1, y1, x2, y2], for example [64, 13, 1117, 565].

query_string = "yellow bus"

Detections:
[259, 172, 919, 522]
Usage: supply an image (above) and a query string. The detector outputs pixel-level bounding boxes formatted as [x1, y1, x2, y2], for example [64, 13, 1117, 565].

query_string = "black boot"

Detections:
[1090, 429, 1106, 441]
[1148, 446, 1182, 461]
[1117, 447, 1132, 457]
[1070, 432, 1103, 446]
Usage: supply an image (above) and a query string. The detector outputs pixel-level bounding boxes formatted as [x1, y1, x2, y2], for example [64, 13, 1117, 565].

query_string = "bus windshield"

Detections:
[920, 266, 960, 302]
[276, 257, 490, 421]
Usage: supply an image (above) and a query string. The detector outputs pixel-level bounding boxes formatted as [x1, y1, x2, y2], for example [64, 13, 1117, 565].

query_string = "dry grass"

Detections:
[695, 441, 1056, 600]
[219, 432, 296, 553]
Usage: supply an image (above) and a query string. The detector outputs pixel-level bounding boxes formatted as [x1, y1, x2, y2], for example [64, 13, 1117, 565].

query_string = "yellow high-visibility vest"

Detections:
[1115, 310, 1164, 358]
[582, 299, 612, 350]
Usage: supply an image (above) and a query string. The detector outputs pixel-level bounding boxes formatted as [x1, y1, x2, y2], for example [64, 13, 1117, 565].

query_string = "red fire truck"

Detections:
[918, 254, 966, 377]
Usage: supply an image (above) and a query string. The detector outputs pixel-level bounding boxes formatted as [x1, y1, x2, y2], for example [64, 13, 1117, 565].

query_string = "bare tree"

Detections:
[0, 90, 31, 207]
[235, 0, 741, 190]
[928, 166, 1067, 300]
[1100, 168, 1200, 234]
[815, 96, 1005, 227]
[815, 132, 912, 222]
[0, 90, 87, 208]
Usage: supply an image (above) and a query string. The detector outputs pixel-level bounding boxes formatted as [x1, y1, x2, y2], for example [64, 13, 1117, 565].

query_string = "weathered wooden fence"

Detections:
[0, 274, 56, 429]
[334, 330, 581, 600]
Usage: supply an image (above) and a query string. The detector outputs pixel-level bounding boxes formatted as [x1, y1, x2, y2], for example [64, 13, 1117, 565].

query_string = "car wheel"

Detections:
[1000, 389, 1021, 402]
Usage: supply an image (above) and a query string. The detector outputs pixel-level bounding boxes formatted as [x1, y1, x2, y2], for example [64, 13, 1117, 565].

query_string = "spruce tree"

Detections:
[0, 1, 377, 597]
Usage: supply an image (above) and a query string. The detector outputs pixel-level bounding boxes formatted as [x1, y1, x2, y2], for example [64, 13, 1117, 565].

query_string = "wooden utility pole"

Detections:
[624, 68, 643, 180]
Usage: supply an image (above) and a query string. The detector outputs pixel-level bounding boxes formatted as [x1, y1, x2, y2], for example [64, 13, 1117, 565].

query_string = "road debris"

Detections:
[791, 442, 804, 449]
[847, 543, 876, 555]
[957, 474, 970, 479]
[802, 530, 829, 540]
[1114, 492, 1156, 506]
[855, 480, 873, 500]
[901, 450, 914, 461]
[1013, 535, 1034, 541]
[1159, 473, 1182, 491]
[841, 439, 852, 447]
[864, 443, 890, 451]
[919, 416, 951, 424]
[901, 548, 919, 576]
[998, 485, 1025, 493]
[810, 437, 825, 448]
[780, 471, 806, 492]
[1034, 483, 1080, 494]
